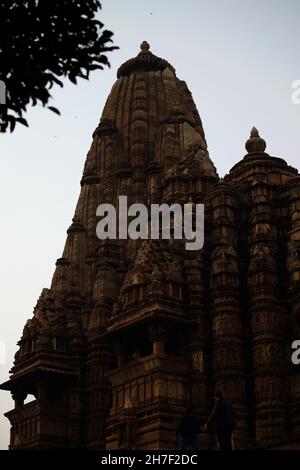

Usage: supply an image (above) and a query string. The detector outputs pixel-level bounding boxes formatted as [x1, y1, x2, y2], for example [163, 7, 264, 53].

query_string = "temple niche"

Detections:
[1, 43, 300, 450]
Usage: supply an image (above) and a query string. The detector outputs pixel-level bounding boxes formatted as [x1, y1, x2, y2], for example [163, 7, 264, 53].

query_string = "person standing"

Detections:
[204, 391, 235, 450]
[176, 406, 201, 450]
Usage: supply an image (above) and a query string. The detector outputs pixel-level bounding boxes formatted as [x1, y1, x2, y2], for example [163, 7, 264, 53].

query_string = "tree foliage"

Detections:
[0, 0, 117, 132]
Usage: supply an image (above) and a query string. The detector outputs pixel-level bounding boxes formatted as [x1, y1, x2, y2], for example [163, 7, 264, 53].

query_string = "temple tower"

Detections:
[1, 45, 300, 450]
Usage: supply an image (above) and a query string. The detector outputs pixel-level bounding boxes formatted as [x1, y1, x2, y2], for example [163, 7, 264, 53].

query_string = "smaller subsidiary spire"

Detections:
[140, 41, 150, 52]
[67, 215, 85, 234]
[245, 126, 267, 154]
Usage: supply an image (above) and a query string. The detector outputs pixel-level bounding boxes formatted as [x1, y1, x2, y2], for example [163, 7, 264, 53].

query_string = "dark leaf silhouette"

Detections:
[0, 0, 118, 132]
[15, 117, 29, 127]
[47, 106, 61, 115]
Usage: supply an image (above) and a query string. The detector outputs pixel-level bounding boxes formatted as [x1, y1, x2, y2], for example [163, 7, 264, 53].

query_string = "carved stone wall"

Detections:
[1, 47, 300, 450]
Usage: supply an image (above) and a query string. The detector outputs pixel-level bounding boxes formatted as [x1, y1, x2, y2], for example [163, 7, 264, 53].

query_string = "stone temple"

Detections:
[1, 42, 300, 449]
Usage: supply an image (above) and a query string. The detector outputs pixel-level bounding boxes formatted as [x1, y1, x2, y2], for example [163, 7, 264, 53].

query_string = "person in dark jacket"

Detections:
[204, 391, 235, 450]
[176, 406, 201, 450]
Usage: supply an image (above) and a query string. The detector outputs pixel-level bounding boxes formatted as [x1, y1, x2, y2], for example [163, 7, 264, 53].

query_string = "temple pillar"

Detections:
[248, 182, 287, 447]
[208, 181, 249, 448]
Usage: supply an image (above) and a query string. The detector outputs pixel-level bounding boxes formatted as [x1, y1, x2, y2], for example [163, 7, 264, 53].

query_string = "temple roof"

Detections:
[224, 127, 298, 184]
[117, 41, 175, 78]
[91, 42, 213, 182]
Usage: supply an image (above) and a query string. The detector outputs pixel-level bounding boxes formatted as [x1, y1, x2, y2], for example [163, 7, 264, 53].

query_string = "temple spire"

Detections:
[140, 40, 150, 52]
[245, 126, 267, 153]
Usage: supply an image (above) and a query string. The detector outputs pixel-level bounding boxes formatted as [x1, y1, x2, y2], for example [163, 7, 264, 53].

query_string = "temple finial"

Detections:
[140, 41, 150, 52]
[250, 126, 259, 138]
[245, 126, 266, 153]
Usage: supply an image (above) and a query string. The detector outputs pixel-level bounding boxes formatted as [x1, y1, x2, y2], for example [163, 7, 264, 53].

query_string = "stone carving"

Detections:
[1, 44, 300, 452]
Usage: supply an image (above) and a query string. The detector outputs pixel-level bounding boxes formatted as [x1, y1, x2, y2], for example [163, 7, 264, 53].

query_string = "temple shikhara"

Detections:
[1, 42, 300, 450]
